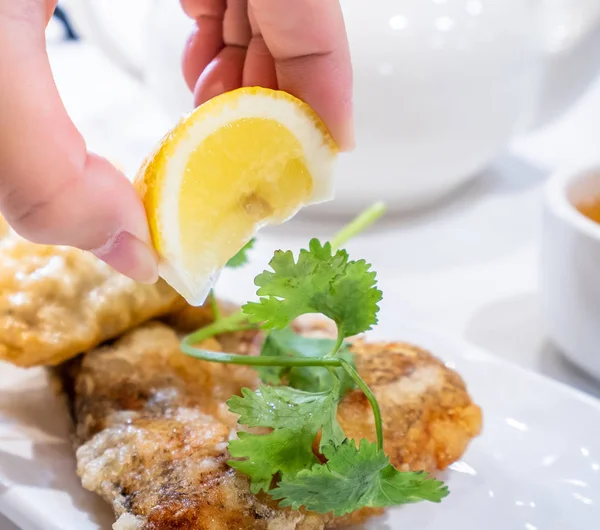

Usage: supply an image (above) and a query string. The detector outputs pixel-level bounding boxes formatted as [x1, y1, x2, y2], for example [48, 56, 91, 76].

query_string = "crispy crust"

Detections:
[0, 235, 185, 367]
[340, 340, 482, 471]
[63, 321, 481, 529]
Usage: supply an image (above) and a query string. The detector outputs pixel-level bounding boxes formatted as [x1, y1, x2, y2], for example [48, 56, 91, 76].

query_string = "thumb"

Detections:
[0, 3, 157, 282]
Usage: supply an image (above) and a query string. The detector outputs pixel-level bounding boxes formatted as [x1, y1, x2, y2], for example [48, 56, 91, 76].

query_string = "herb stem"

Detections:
[184, 310, 256, 344]
[181, 340, 385, 451]
[339, 359, 384, 451]
[181, 341, 343, 368]
[327, 367, 341, 398]
[330, 202, 386, 251]
[209, 290, 221, 321]
[325, 328, 345, 358]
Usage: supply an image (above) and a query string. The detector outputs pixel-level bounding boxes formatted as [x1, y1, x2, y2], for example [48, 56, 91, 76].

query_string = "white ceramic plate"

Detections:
[0, 317, 598, 530]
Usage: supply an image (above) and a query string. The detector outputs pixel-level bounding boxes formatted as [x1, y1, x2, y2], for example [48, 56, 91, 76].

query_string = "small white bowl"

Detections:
[541, 164, 600, 379]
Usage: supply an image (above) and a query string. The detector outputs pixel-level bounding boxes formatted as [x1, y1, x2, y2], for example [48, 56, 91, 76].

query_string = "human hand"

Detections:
[0, 0, 352, 285]
[0, 0, 158, 282]
[180, 0, 354, 150]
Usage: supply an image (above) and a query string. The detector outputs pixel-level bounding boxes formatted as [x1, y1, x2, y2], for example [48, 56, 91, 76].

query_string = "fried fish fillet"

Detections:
[61, 322, 482, 530]
[0, 235, 185, 367]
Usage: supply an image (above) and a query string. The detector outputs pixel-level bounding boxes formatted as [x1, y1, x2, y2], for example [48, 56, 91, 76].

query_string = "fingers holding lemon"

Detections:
[134, 87, 338, 305]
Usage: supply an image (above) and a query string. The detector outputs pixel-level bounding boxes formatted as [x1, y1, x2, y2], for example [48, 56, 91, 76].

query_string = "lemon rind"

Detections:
[143, 88, 338, 306]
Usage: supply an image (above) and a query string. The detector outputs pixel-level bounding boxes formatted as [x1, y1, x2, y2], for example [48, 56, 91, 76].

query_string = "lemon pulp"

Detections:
[135, 87, 338, 305]
[179, 117, 312, 276]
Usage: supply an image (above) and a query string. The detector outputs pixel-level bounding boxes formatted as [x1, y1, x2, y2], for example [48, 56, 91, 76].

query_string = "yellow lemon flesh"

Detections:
[135, 87, 338, 305]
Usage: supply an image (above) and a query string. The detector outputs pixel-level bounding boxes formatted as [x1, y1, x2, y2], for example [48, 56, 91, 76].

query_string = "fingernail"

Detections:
[92, 231, 159, 284]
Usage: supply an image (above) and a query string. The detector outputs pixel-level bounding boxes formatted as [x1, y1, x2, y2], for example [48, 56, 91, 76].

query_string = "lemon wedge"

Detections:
[134, 87, 338, 305]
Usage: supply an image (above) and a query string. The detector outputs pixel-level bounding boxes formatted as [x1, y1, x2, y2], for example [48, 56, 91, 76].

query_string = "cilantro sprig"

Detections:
[274, 439, 449, 515]
[180, 202, 448, 514]
[256, 328, 356, 396]
[243, 239, 382, 340]
[227, 385, 345, 493]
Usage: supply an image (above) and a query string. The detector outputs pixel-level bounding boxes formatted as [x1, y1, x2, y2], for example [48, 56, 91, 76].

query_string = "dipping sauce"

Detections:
[576, 196, 600, 224]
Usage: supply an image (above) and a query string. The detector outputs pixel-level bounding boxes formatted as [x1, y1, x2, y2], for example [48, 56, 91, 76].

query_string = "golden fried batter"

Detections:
[63, 322, 481, 530]
[339, 340, 482, 472]
[0, 235, 185, 367]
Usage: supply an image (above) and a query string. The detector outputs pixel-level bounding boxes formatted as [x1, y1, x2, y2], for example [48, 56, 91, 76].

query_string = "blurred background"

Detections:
[46, 1, 600, 397]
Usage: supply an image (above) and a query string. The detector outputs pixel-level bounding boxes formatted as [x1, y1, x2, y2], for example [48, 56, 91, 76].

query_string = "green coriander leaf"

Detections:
[226, 238, 255, 268]
[228, 385, 345, 447]
[229, 429, 316, 494]
[227, 385, 336, 430]
[227, 385, 345, 492]
[369, 463, 448, 507]
[273, 439, 449, 515]
[242, 239, 382, 338]
[288, 342, 355, 396]
[256, 328, 356, 396]
[319, 401, 346, 450]
[325, 259, 382, 338]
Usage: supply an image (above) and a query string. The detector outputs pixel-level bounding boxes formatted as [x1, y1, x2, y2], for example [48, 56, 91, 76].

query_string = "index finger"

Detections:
[249, 0, 353, 150]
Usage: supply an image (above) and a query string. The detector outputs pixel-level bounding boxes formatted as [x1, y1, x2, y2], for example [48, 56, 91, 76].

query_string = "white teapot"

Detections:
[61, 0, 600, 214]
[60, 0, 194, 120]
